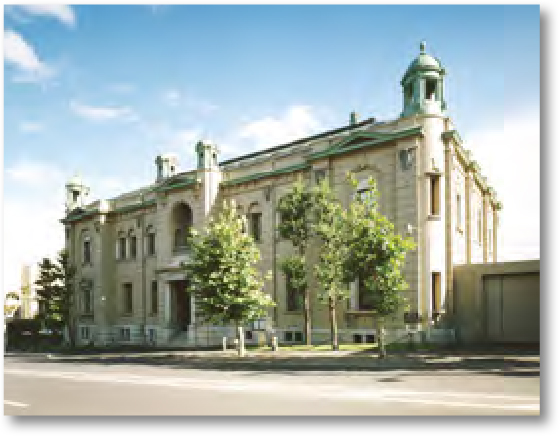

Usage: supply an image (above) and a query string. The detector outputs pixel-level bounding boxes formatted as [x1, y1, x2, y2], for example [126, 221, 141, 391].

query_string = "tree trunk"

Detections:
[237, 325, 245, 357]
[329, 296, 338, 351]
[376, 317, 386, 359]
[300, 246, 311, 346]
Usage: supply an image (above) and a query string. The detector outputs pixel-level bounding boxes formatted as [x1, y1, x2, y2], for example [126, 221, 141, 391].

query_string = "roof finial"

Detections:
[420, 40, 426, 54]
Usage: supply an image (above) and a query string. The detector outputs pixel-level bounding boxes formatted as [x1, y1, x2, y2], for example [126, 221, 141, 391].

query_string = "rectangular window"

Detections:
[80, 326, 90, 340]
[83, 288, 92, 314]
[314, 169, 326, 184]
[425, 78, 437, 101]
[358, 275, 375, 310]
[250, 213, 262, 242]
[150, 281, 158, 315]
[130, 236, 137, 259]
[147, 233, 156, 256]
[284, 331, 293, 342]
[456, 194, 462, 228]
[83, 240, 91, 264]
[148, 328, 156, 344]
[118, 237, 127, 259]
[431, 272, 441, 314]
[430, 176, 440, 216]
[294, 331, 303, 342]
[120, 327, 130, 341]
[286, 273, 302, 312]
[123, 283, 133, 315]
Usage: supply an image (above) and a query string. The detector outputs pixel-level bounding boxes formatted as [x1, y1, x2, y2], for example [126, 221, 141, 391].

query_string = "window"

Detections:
[365, 334, 376, 344]
[148, 328, 156, 344]
[150, 280, 158, 315]
[286, 272, 303, 312]
[129, 235, 137, 259]
[119, 327, 130, 341]
[353, 334, 363, 344]
[294, 331, 303, 342]
[83, 287, 92, 314]
[147, 232, 156, 256]
[315, 169, 326, 184]
[431, 272, 441, 314]
[123, 283, 133, 315]
[456, 194, 462, 228]
[245, 330, 253, 341]
[117, 235, 126, 259]
[430, 175, 440, 216]
[83, 238, 91, 264]
[284, 331, 293, 342]
[358, 275, 375, 310]
[425, 78, 437, 101]
[80, 326, 90, 340]
[250, 213, 262, 242]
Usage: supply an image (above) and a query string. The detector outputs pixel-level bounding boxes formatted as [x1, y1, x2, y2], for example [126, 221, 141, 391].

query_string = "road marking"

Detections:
[4, 400, 28, 408]
[4, 368, 539, 412]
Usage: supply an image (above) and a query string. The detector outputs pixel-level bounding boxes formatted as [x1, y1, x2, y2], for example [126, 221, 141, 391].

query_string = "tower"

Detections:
[401, 41, 446, 118]
[195, 140, 221, 218]
[65, 174, 89, 212]
[155, 153, 178, 182]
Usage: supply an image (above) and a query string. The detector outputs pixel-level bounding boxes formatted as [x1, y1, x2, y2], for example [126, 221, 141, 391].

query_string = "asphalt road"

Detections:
[4, 352, 540, 416]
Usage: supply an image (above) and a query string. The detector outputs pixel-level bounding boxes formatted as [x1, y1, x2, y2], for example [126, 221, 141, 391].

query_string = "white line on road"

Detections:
[4, 368, 539, 412]
[4, 400, 29, 408]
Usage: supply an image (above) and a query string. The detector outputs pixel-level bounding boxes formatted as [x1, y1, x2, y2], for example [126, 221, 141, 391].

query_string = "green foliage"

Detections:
[183, 200, 275, 326]
[276, 177, 315, 252]
[280, 255, 306, 309]
[343, 175, 416, 316]
[34, 250, 76, 333]
[312, 179, 349, 304]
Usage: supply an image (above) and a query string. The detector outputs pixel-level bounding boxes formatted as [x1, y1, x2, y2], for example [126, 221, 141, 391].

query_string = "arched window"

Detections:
[128, 229, 137, 259]
[248, 202, 262, 242]
[82, 232, 92, 265]
[171, 202, 193, 252]
[116, 231, 127, 260]
[145, 225, 156, 256]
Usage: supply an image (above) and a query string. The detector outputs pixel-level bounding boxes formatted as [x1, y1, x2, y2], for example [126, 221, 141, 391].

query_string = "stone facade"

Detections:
[62, 43, 502, 347]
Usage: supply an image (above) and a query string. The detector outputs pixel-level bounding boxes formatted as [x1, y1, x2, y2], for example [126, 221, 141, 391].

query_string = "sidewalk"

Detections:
[7, 347, 539, 374]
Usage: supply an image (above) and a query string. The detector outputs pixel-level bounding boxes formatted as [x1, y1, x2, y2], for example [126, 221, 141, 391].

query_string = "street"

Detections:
[4, 351, 540, 416]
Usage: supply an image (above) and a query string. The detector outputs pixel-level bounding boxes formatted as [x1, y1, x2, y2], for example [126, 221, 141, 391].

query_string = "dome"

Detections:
[66, 173, 83, 188]
[403, 41, 443, 80]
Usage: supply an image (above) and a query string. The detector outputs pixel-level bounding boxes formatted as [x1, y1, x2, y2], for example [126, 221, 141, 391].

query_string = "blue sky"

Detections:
[3, 4, 540, 292]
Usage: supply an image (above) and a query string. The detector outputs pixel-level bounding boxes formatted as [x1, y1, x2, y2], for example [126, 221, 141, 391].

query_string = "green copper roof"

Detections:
[402, 42, 444, 82]
[222, 162, 310, 187]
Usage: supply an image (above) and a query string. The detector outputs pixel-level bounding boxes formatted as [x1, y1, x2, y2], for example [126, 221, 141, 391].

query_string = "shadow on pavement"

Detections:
[9, 349, 540, 378]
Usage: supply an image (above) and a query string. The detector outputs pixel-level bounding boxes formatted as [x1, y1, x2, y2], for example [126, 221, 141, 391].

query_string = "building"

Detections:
[62, 42, 501, 347]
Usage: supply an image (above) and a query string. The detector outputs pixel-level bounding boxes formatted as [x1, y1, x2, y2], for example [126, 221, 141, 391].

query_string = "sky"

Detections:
[2, 4, 541, 294]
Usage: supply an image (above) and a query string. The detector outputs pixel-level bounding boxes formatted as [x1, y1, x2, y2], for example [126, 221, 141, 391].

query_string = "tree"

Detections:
[312, 179, 350, 351]
[276, 178, 316, 345]
[34, 250, 76, 347]
[183, 200, 274, 356]
[343, 176, 415, 358]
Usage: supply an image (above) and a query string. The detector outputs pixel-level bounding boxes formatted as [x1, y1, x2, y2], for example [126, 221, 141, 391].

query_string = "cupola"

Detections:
[400, 41, 446, 118]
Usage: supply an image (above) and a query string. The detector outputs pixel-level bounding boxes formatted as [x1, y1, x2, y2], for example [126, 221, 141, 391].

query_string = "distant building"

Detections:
[62, 43, 501, 347]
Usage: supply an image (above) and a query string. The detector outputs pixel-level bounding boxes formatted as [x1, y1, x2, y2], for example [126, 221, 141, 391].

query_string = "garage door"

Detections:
[483, 273, 540, 343]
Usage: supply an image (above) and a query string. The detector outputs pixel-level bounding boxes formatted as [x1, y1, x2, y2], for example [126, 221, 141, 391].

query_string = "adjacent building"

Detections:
[62, 43, 501, 347]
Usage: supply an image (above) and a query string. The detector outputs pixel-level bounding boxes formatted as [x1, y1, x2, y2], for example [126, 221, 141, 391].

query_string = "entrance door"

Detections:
[172, 280, 191, 331]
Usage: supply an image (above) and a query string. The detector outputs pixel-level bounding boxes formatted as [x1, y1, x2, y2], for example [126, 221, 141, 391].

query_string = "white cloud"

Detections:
[462, 108, 540, 261]
[6, 160, 64, 187]
[163, 89, 181, 106]
[11, 5, 76, 27]
[236, 105, 323, 151]
[70, 100, 138, 122]
[19, 121, 45, 133]
[2, 158, 150, 293]
[3, 30, 53, 81]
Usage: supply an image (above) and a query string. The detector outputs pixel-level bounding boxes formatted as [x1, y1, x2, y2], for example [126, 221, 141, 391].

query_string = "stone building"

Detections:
[62, 43, 501, 347]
